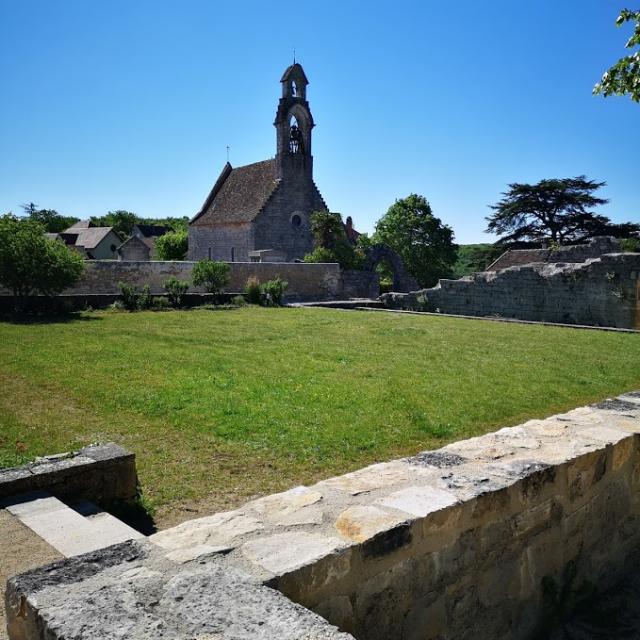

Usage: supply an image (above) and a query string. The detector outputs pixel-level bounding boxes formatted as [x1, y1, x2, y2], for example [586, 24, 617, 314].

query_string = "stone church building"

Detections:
[188, 63, 328, 262]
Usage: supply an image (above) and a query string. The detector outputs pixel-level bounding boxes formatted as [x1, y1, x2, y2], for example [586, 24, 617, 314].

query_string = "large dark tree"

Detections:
[21, 203, 79, 233]
[373, 194, 457, 287]
[594, 9, 640, 103]
[485, 176, 637, 245]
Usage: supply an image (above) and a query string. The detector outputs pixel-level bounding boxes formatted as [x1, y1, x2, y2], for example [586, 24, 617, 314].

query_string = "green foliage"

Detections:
[0, 214, 84, 310]
[138, 285, 153, 310]
[620, 236, 640, 252]
[244, 276, 262, 304]
[192, 260, 231, 295]
[163, 277, 190, 307]
[594, 9, 640, 103]
[485, 176, 630, 245]
[156, 229, 188, 261]
[310, 210, 345, 249]
[453, 244, 505, 277]
[260, 277, 288, 306]
[118, 282, 140, 311]
[90, 210, 139, 236]
[152, 296, 171, 311]
[21, 203, 79, 233]
[373, 194, 457, 287]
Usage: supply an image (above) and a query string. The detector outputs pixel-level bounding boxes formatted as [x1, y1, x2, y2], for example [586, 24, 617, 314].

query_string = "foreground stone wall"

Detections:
[9, 394, 640, 639]
[383, 253, 640, 329]
[27, 260, 355, 302]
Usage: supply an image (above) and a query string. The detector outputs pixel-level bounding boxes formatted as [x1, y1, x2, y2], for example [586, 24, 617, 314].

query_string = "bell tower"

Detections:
[275, 62, 314, 181]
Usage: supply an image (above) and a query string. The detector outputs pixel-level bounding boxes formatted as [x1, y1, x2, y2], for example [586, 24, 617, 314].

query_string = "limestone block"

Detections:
[376, 485, 458, 518]
[245, 485, 324, 526]
[334, 505, 408, 543]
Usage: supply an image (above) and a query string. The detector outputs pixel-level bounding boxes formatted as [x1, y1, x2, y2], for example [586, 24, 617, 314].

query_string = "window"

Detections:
[291, 214, 302, 228]
[110, 244, 117, 252]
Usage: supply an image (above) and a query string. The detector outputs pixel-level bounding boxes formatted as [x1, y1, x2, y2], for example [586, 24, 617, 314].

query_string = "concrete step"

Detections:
[3, 491, 143, 558]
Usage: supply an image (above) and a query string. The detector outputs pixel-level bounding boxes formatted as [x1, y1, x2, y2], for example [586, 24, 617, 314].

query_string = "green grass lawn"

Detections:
[1, 307, 639, 520]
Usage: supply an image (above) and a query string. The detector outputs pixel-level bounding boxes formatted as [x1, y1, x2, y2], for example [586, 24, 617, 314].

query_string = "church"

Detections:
[188, 63, 328, 263]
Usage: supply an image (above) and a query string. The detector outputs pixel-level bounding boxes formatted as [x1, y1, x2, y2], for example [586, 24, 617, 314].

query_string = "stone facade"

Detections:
[189, 63, 327, 263]
[382, 252, 640, 329]
[117, 235, 150, 261]
[8, 393, 640, 639]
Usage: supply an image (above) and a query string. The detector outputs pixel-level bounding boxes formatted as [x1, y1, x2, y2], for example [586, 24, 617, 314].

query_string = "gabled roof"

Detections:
[134, 224, 169, 238]
[190, 159, 279, 226]
[67, 219, 92, 229]
[61, 226, 119, 250]
[280, 63, 308, 84]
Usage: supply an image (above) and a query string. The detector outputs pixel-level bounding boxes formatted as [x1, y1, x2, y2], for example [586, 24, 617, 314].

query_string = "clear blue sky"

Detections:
[1, 0, 638, 243]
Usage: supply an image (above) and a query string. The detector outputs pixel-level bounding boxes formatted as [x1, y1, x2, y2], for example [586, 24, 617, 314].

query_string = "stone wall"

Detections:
[10, 393, 640, 639]
[188, 223, 254, 262]
[383, 253, 640, 329]
[40, 260, 349, 302]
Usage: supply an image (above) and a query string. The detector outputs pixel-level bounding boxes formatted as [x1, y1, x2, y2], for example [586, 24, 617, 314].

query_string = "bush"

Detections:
[192, 260, 230, 296]
[118, 282, 139, 311]
[260, 277, 288, 306]
[244, 276, 262, 304]
[152, 296, 171, 310]
[0, 214, 85, 312]
[620, 237, 640, 253]
[138, 285, 153, 310]
[156, 229, 188, 260]
[231, 295, 247, 307]
[164, 277, 189, 307]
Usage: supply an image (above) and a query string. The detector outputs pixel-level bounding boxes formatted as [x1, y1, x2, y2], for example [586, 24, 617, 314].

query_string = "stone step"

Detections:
[297, 299, 384, 310]
[3, 491, 142, 558]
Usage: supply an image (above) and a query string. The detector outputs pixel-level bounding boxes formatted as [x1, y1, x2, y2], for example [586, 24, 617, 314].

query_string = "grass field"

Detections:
[1, 307, 639, 523]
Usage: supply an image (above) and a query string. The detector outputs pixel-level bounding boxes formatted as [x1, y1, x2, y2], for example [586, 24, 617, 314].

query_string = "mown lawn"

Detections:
[1, 307, 639, 521]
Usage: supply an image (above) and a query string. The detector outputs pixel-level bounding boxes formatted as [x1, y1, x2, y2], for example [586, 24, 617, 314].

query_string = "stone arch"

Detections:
[362, 244, 418, 293]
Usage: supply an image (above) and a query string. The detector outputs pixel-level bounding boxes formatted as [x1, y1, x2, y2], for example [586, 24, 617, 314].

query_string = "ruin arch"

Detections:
[362, 244, 418, 293]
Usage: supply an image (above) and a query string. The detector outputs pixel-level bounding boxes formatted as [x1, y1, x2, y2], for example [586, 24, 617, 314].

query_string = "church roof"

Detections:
[191, 159, 279, 225]
[280, 63, 308, 84]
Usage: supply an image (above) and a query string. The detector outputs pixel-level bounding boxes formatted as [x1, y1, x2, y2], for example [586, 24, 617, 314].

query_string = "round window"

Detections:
[291, 214, 302, 228]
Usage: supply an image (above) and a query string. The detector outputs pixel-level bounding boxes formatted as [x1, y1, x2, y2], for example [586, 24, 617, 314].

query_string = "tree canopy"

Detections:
[373, 194, 457, 287]
[594, 9, 640, 103]
[0, 214, 85, 310]
[156, 229, 188, 260]
[485, 176, 638, 245]
[21, 203, 79, 234]
[304, 211, 366, 269]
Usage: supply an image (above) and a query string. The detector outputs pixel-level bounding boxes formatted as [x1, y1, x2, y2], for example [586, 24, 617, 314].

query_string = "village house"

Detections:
[61, 220, 122, 259]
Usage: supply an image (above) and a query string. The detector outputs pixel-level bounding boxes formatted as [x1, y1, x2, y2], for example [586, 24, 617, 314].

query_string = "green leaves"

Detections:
[594, 9, 640, 103]
[156, 229, 188, 260]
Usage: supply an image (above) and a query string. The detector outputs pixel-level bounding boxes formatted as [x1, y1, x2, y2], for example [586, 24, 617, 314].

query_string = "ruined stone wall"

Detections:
[383, 253, 640, 329]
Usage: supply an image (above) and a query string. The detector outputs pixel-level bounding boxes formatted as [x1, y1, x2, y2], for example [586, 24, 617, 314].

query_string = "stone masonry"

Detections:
[7, 392, 640, 639]
[382, 252, 640, 329]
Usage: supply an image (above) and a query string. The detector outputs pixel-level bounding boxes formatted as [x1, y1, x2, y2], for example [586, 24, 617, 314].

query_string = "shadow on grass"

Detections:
[0, 312, 103, 325]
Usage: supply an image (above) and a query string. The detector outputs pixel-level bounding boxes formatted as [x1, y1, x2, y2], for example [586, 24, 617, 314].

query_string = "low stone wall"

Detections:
[9, 394, 640, 639]
[0, 444, 137, 506]
[0, 260, 375, 303]
[383, 252, 640, 329]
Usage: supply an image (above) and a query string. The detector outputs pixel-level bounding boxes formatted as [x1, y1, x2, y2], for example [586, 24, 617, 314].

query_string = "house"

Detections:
[117, 235, 151, 261]
[132, 224, 169, 258]
[61, 220, 122, 259]
[188, 62, 328, 263]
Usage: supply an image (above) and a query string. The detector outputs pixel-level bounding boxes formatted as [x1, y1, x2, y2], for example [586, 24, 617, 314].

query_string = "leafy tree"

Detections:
[594, 9, 640, 103]
[156, 229, 188, 260]
[373, 194, 457, 287]
[486, 176, 637, 245]
[21, 203, 79, 233]
[304, 211, 367, 269]
[192, 259, 230, 295]
[163, 277, 190, 307]
[310, 211, 346, 249]
[90, 210, 139, 236]
[0, 214, 84, 311]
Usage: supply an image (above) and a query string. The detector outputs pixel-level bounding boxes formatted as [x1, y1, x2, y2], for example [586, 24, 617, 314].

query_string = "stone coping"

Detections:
[0, 443, 136, 505]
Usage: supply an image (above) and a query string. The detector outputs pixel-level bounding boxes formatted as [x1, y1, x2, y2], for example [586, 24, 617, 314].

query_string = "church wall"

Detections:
[188, 223, 254, 262]
[253, 173, 324, 262]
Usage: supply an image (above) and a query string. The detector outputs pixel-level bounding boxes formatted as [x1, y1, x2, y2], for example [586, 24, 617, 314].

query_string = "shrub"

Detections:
[156, 229, 188, 260]
[164, 277, 189, 307]
[138, 285, 153, 310]
[231, 295, 247, 307]
[0, 214, 85, 312]
[244, 276, 262, 304]
[620, 237, 640, 253]
[260, 277, 288, 306]
[118, 282, 139, 311]
[152, 296, 171, 310]
[192, 260, 230, 296]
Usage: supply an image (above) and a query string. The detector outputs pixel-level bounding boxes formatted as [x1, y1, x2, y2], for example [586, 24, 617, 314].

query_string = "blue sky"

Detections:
[1, 0, 638, 243]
